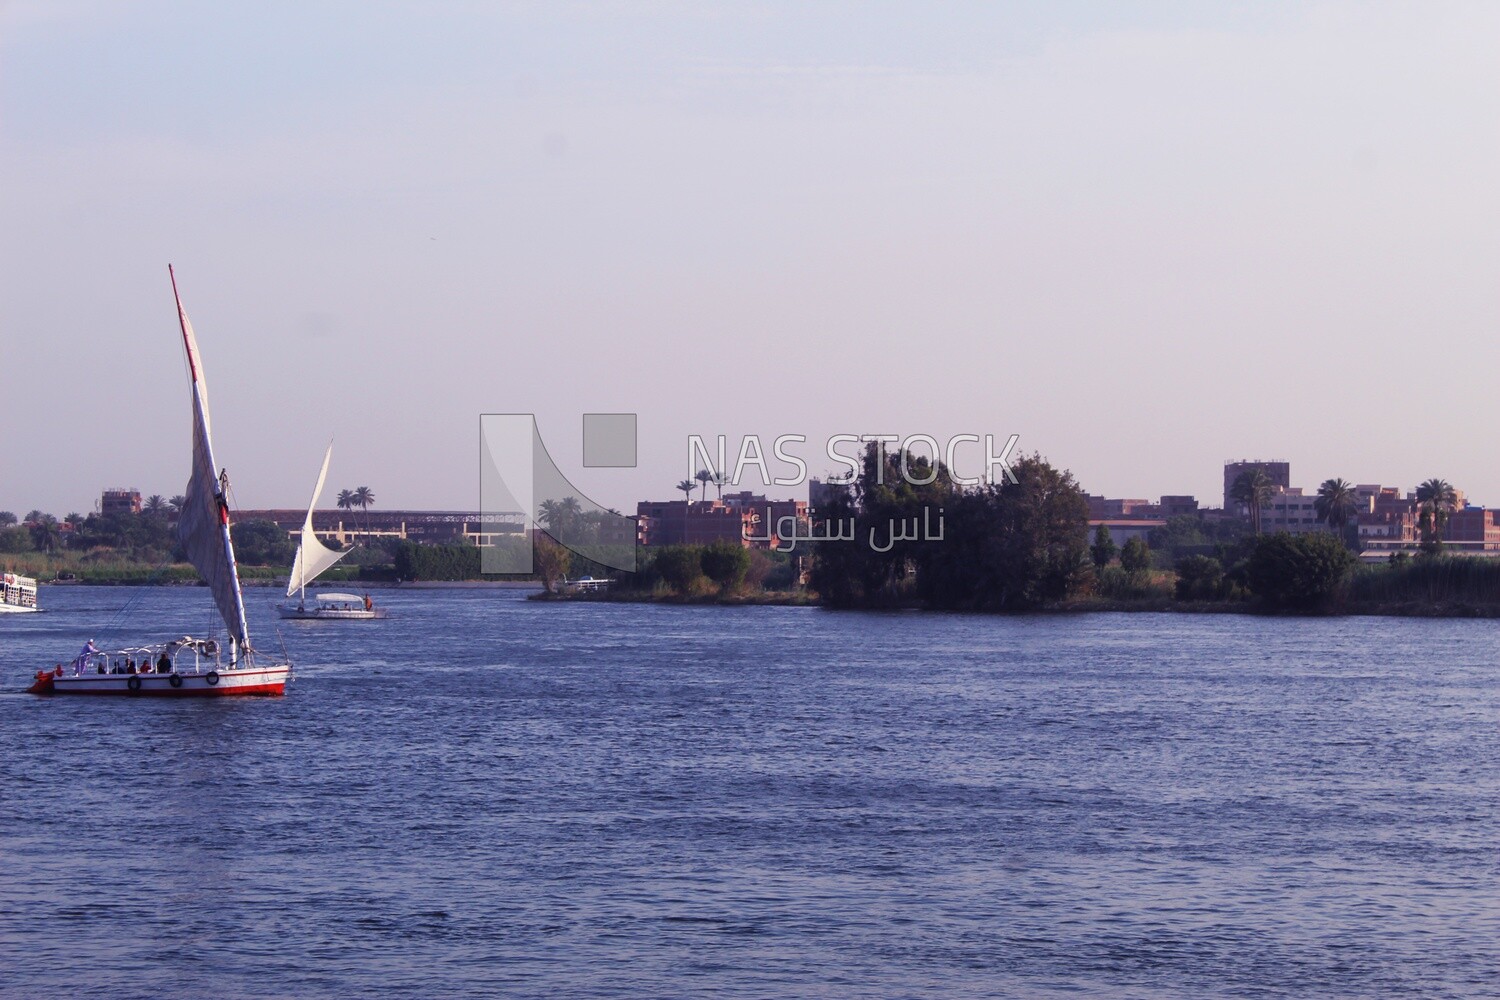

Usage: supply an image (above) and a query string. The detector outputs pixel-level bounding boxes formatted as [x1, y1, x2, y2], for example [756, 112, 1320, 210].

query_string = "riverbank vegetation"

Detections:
[775, 444, 1500, 616]
[582, 541, 806, 603]
[2, 507, 405, 585]
[13, 489, 1500, 615]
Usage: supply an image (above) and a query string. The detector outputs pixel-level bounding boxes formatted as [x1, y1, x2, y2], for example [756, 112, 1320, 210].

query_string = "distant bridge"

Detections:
[233, 509, 526, 547]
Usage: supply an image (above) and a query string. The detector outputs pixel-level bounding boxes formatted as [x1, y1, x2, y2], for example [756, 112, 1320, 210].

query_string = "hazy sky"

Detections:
[3, 1, 1497, 517]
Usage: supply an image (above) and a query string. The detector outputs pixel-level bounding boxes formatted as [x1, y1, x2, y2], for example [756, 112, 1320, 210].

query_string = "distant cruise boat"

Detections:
[278, 444, 386, 620]
[28, 267, 291, 696]
[1, 573, 39, 613]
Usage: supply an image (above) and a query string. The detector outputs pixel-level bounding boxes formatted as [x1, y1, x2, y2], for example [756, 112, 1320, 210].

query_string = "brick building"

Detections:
[1223, 460, 1290, 510]
[636, 493, 810, 549]
[101, 489, 142, 516]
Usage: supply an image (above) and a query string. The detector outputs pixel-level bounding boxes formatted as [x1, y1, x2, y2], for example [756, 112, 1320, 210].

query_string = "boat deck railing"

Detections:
[57, 638, 222, 678]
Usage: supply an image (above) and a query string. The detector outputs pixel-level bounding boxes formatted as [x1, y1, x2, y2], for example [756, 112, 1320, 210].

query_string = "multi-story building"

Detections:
[636, 493, 810, 549]
[1345, 484, 1500, 558]
[100, 488, 142, 516]
[1358, 506, 1500, 558]
[808, 477, 850, 511]
[722, 492, 809, 546]
[1085, 496, 1156, 519]
[1223, 460, 1290, 510]
[1259, 487, 1329, 535]
[636, 500, 757, 548]
[1357, 510, 1416, 547]
[1441, 507, 1500, 548]
[1159, 495, 1200, 518]
[1083, 494, 1199, 522]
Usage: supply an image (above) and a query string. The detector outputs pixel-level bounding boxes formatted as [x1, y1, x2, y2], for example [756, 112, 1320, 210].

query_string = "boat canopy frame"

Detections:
[65, 636, 225, 677]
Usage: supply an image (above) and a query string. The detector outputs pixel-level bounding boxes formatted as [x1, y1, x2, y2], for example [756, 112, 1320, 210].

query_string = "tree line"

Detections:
[1229, 470, 1459, 553]
[807, 443, 1090, 610]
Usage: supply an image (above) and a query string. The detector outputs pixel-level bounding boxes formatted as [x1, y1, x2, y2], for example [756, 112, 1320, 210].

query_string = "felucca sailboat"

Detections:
[28, 267, 292, 696]
[278, 444, 385, 620]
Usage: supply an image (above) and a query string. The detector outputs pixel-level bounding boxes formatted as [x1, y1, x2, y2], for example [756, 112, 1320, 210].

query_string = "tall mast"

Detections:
[170, 265, 252, 661]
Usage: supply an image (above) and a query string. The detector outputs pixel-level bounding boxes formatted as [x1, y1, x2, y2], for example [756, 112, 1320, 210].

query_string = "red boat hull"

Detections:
[28, 665, 289, 697]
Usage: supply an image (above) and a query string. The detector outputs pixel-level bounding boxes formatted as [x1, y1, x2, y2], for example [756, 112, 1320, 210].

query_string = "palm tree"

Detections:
[29, 515, 61, 554]
[335, 489, 355, 540]
[695, 468, 713, 501]
[537, 496, 583, 540]
[711, 471, 728, 500]
[676, 479, 695, 502]
[537, 499, 562, 538]
[1314, 478, 1358, 543]
[1230, 469, 1275, 535]
[351, 486, 375, 540]
[24, 510, 46, 525]
[169, 495, 187, 513]
[1415, 478, 1458, 553]
[0, 511, 16, 527]
[143, 495, 168, 517]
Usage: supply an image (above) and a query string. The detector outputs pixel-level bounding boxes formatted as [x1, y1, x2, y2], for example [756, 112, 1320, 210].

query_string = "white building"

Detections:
[1259, 486, 1376, 536]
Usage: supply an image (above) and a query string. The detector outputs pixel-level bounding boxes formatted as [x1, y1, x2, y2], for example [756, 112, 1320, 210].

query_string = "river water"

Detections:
[1, 587, 1497, 998]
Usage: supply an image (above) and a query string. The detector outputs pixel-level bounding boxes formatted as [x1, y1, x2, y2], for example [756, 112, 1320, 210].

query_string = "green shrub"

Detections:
[230, 520, 296, 566]
[700, 540, 751, 593]
[1095, 565, 1174, 601]
[393, 541, 481, 581]
[1246, 532, 1354, 610]
[1120, 537, 1151, 574]
[651, 546, 706, 594]
[1174, 554, 1224, 600]
[1090, 525, 1116, 569]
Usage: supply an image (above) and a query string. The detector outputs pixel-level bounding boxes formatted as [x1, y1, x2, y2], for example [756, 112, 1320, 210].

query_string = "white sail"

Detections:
[288, 442, 349, 597]
[170, 266, 252, 658]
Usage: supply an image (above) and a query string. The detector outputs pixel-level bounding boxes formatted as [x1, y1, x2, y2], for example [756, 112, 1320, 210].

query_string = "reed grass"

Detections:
[1348, 556, 1500, 607]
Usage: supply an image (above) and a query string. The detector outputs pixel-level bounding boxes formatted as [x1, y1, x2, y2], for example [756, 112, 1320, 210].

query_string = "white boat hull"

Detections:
[278, 606, 386, 620]
[0, 603, 40, 614]
[29, 664, 290, 697]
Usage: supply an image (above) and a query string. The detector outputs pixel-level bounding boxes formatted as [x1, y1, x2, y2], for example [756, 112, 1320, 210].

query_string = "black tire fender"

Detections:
[205, 671, 220, 686]
[126, 675, 142, 693]
[169, 673, 184, 688]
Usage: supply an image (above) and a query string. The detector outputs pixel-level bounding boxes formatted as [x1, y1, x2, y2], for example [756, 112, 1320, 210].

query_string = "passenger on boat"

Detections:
[157, 652, 171, 673]
[71, 639, 99, 675]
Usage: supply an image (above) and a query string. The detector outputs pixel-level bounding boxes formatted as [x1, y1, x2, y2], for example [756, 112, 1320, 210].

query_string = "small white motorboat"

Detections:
[1, 572, 39, 613]
[279, 591, 386, 620]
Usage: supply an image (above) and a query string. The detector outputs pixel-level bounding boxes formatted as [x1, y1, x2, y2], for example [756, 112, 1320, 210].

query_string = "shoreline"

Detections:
[30, 578, 1500, 617]
[537, 589, 1500, 618]
[39, 578, 543, 590]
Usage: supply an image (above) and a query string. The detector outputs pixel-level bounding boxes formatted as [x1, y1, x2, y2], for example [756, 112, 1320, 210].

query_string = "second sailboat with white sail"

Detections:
[279, 444, 386, 620]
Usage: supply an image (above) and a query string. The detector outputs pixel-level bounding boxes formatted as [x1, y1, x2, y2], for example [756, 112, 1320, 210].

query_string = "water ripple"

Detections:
[1, 590, 1497, 998]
